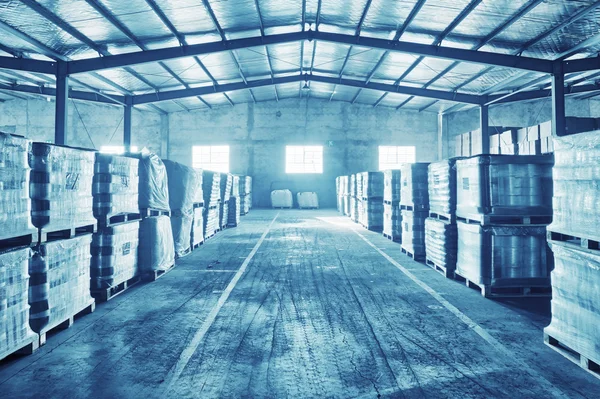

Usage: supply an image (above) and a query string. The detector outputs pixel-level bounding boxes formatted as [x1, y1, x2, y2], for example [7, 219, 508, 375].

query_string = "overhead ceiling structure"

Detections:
[0, 0, 599, 122]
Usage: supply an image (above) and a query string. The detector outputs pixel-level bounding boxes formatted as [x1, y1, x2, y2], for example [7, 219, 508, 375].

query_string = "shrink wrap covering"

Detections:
[361, 200, 383, 231]
[93, 154, 139, 218]
[455, 155, 553, 220]
[219, 174, 232, 228]
[298, 192, 319, 209]
[202, 171, 221, 208]
[0, 134, 33, 239]
[383, 169, 401, 204]
[383, 203, 401, 239]
[0, 247, 35, 357]
[545, 241, 600, 366]
[350, 174, 357, 197]
[361, 172, 384, 199]
[228, 197, 241, 227]
[350, 197, 359, 222]
[191, 207, 204, 247]
[240, 176, 252, 196]
[231, 175, 240, 198]
[456, 222, 552, 287]
[135, 150, 170, 211]
[356, 173, 364, 199]
[425, 218, 457, 271]
[138, 216, 175, 272]
[29, 235, 93, 333]
[271, 189, 293, 208]
[399, 163, 430, 208]
[164, 161, 202, 257]
[357, 199, 365, 225]
[204, 207, 220, 239]
[91, 221, 139, 289]
[239, 175, 252, 214]
[428, 160, 458, 216]
[549, 130, 600, 240]
[29, 143, 95, 230]
[241, 194, 251, 215]
[401, 210, 428, 257]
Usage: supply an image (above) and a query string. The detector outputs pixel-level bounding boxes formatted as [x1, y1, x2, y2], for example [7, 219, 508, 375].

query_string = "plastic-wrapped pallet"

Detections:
[383, 203, 401, 240]
[336, 177, 343, 213]
[401, 209, 428, 259]
[191, 207, 204, 247]
[356, 173, 364, 200]
[219, 174, 233, 228]
[93, 153, 139, 220]
[202, 171, 221, 238]
[383, 170, 401, 204]
[135, 150, 170, 212]
[138, 216, 175, 273]
[455, 155, 553, 221]
[361, 200, 383, 231]
[164, 161, 201, 258]
[0, 134, 34, 239]
[456, 222, 552, 295]
[549, 130, 600, 240]
[399, 163, 429, 209]
[232, 175, 240, 198]
[241, 194, 251, 215]
[239, 176, 252, 214]
[271, 189, 293, 208]
[350, 197, 358, 222]
[228, 197, 240, 227]
[425, 218, 458, 275]
[428, 159, 458, 217]
[544, 241, 600, 368]
[298, 192, 319, 209]
[91, 221, 140, 290]
[29, 235, 94, 333]
[350, 174, 357, 198]
[0, 247, 36, 359]
[362, 172, 384, 199]
[29, 143, 96, 230]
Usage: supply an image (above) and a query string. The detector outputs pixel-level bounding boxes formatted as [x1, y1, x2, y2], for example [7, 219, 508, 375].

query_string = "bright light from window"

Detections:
[379, 146, 416, 170]
[100, 145, 139, 154]
[286, 146, 323, 174]
[192, 145, 230, 173]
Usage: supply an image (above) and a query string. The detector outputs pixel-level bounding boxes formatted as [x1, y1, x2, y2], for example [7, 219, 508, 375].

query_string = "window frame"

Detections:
[285, 145, 324, 174]
[192, 145, 230, 173]
[378, 145, 416, 170]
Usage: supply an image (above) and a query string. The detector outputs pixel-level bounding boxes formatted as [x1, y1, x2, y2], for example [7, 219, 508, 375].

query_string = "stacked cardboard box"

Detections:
[382, 170, 401, 241]
[400, 163, 430, 260]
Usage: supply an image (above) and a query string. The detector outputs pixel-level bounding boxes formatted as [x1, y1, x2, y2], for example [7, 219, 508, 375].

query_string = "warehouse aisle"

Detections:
[0, 210, 598, 398]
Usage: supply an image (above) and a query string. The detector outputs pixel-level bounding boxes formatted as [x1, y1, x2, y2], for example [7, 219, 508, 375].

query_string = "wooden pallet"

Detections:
[39, 223, 97, 243]
[175, 247, 192, 259]
[192, 202, 204, 209]
[429, 212, 456, 223]
[272, 206, 292, 209]
[458, 214, 552, 226]
[401, 247, 425, 261]
[142, 264, 175, 282]
[299, 207, 319, 210]
[454, 272, 552, 298]
[400, 204, 429, 211]
[97, 213, 141, 227]
[544, 333, 600, 380]
[38, 301, 95, 346]
[425, 258, 455, 279]
[0, 230, 38, 249]
[0, 334, 39, 362]
[140, 208, 171, 218]
[383, 200, 399, 205]
[227, 222, 239, 228]
[547, 231, 600, 251]
[192, 241, 204, 250]
[382, 233, 401, 242]
[91, 275, 141, 302]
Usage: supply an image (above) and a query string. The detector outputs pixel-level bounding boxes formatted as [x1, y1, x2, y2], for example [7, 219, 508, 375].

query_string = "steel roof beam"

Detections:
[0, 82, 124, 104]
[315, 0, 323, 30]
[0, 56, 56, 75]
[66, 30, 554, 75]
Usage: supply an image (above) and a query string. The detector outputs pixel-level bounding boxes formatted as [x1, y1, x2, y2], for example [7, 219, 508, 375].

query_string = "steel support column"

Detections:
[124, 96, 133, 151]
[480, 104, 489, 154]
[55, 62, 69, 145]
[552, 63, 566, 137]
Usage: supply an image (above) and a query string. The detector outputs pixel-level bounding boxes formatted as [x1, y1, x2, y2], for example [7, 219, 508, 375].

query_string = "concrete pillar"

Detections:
[54, 61, 69, 145]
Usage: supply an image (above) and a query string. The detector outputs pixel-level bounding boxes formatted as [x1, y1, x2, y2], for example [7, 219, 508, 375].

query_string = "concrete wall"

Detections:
[0, 98, 164, 156]
[168, 98, 439, 208]
[443, 98, 600, 155]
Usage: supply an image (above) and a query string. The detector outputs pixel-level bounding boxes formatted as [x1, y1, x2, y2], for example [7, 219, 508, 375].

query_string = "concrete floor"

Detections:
[1, 210, 599, 398]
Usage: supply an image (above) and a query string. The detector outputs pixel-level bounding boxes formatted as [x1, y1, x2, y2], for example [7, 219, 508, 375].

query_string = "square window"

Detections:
[379, 146, 416, 170]
[286, 146, 323, 174]
[192, 145, 230, 173]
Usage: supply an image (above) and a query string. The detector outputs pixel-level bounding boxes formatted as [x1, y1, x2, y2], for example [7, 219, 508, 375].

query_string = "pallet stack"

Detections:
[355, 173, 364, 224]
[340, 176, 350, 216]
[91, 153, 141, 301]
[425, 159, 459, 278]
[219, 173, 233, 229]
[545, 130, 600, 374]
[240, 176, 252, 215]
[382, 169, 401, 242]
[30, 234, 95, 344]
[202, 171, 221, 240]
[191, 170, 204, 250]
[360, 172, 384, 231]
[400, 163, 430, 260]
[228, 176, 241, 228]
[455, 154, 554, 298]
[163, 160, 201, 258]
[136, 152, 175, 279]
[336, 176, 342, 213]
[349, 174, 358, 222]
